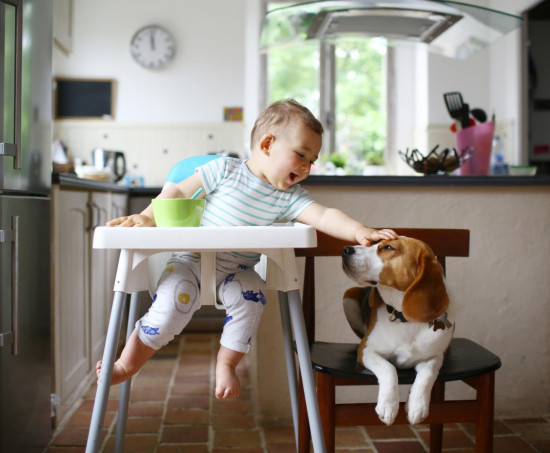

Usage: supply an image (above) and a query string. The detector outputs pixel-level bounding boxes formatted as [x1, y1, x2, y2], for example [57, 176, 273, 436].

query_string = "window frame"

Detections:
[262, 0, 396, 170]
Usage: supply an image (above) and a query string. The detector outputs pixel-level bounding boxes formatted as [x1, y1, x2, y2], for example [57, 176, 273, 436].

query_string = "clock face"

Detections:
[130, 25, 175, 69]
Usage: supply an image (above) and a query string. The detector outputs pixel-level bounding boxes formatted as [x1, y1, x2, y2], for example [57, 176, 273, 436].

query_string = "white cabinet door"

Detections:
[89, 192, 111, 365]
[53, 188, 91, 411]
[53, 188, 128, 424]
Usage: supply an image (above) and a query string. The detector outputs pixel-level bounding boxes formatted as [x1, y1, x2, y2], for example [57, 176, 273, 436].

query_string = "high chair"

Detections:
[295, 229, 502, 453]
[86, 155, 329, 453]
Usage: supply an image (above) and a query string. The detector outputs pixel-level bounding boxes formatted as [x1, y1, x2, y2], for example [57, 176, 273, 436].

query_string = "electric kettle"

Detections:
[91, 148, 127, 182]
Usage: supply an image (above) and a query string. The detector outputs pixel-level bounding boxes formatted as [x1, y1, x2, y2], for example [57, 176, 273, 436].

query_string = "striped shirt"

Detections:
[197, 157, 314, 226]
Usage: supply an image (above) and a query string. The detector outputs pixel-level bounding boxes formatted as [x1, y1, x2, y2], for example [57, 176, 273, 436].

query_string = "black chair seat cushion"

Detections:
[311, 337, 501, 384]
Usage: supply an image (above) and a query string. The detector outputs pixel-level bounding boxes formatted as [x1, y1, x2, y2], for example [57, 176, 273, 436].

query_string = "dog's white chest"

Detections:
[366, 306, 453, 369]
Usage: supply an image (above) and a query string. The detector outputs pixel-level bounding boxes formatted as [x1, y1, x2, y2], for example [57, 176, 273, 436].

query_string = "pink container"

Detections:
[455, 121, 495, 176]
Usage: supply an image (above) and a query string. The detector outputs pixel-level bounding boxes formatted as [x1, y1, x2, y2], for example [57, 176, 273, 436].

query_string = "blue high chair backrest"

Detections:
[163, 155, 221, 190]
[151, 154, 222, 298]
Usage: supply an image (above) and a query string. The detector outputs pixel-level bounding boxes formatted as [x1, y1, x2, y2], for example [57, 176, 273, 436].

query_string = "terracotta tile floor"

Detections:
[46, 333, 550, 452]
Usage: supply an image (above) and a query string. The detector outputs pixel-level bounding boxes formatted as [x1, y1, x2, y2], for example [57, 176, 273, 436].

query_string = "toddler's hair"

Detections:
[250, 99, 324, 148]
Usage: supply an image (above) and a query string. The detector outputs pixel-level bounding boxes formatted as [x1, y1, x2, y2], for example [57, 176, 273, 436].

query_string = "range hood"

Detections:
[260, 0, 523, 58]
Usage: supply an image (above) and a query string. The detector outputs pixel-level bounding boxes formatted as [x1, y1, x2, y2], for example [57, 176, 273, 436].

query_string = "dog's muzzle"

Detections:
[342, 246, 378, 286]
[342, 246, 355, 257]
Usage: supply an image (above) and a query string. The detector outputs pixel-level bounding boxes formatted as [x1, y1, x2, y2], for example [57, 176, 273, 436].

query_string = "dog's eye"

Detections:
[381, 244, 395, 251]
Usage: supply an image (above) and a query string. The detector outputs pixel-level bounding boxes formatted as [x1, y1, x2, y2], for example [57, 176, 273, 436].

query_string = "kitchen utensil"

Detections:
[470, 108, 487, 123]
[460, 103, 471, 129]
[152, 198, 205, 227]
[91, 148, 127, 182]
[444, 92, 471, 129]
[398, 145, 473, 175]
[443, 91, 463, 119]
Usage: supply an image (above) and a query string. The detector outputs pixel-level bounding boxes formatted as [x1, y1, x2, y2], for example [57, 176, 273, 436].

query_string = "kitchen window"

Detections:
[265, 2, 390, 175]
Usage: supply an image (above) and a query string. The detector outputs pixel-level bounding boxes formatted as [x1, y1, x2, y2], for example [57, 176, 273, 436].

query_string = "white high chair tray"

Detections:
[93, 223, 316, 251]
[93, 222, 317, 301]
[87, 222, 327, 453]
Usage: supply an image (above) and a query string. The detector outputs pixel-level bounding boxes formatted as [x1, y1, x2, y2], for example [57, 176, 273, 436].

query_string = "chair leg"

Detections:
[298, 377, 311, 453]
[317, 372, 336, 453]
[475, 372, 495, 453]
[429, 381, 445, 453]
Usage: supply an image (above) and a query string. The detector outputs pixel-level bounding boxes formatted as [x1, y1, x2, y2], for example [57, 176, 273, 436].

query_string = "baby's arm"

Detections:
[296, 202, 397, 246]
[107, 172, 204, 227]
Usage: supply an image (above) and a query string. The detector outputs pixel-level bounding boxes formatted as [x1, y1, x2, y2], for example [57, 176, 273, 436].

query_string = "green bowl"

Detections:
[152, 198, 205, 227]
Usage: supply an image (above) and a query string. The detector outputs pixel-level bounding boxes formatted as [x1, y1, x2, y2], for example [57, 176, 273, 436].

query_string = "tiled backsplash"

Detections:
[54, 120, 246, 187]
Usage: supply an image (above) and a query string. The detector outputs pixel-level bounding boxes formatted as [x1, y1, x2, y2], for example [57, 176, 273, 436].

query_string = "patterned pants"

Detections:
[136, 253, 266, 353]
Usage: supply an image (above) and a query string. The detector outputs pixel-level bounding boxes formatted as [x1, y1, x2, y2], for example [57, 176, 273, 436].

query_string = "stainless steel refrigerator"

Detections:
[1, 0, 53, 451]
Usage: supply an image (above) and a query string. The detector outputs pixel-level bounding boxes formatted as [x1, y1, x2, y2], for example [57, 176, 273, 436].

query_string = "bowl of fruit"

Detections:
[398, 145, 473, 175]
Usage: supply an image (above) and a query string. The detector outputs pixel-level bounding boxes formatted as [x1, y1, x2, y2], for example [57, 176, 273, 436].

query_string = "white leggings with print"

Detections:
[135, 252, 266, 353]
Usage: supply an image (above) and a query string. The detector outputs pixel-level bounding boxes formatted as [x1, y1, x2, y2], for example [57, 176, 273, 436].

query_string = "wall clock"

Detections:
[130, 25, 176, 69]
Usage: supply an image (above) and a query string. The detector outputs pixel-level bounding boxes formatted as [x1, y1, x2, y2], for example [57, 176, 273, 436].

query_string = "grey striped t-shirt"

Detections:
[197, 157, 314, 226]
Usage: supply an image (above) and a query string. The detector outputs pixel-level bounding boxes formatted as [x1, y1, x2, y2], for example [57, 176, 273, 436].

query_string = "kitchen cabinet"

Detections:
[52, 185, 127, 424]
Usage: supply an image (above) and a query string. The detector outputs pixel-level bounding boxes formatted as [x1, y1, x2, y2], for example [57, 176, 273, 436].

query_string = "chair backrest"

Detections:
[163, 154, 221, 191]
[149, 155, 221, 296]
[294, 228, 470, 342]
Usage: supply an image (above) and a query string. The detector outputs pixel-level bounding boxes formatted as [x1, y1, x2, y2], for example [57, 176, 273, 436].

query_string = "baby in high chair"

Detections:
[99, 99, 396, 399]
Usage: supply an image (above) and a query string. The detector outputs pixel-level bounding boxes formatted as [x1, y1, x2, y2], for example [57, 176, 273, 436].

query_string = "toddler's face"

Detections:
[264, 120, 322, 190]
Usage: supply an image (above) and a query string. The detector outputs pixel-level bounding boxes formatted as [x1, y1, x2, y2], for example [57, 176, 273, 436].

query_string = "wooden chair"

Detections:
[294, 228, 501, 453]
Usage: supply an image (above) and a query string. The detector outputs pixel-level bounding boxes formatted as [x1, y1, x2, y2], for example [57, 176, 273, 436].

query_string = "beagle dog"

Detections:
[341, 236, 454, 426]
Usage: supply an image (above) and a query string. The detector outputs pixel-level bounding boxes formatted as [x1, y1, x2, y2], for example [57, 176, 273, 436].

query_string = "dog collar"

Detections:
[429, 312, 453, 331]
[386, 304, 453, 331]
[386, 304, 408, 323]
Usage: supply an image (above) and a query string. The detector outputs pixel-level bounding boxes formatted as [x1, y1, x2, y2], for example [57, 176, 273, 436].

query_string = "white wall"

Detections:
[54, 0, 247, 123]
[55, 0, 537, 173]
[387, 1, 532, 173]
[255, 184, 550, 422]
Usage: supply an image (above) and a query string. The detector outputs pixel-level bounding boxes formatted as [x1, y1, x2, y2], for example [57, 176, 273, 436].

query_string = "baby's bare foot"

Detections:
[215, 361, 241, 399]
[96, 360, 131, 385]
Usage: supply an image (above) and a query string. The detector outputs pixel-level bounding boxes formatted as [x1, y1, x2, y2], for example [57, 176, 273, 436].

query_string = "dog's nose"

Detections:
[342, 246, 355, 256]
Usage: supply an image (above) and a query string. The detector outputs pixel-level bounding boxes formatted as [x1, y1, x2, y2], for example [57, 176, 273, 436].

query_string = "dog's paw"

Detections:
[405, 396, 429, 425]
[376, 398, 399, 425]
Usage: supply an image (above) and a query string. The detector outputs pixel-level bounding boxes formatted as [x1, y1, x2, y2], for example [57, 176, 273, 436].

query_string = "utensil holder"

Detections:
[454, 122, 495, 176]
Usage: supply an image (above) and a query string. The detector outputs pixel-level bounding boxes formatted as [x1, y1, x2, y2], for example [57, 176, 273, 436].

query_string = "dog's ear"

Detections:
[343, 287, 366, 338]
[401, 247, 449, 323]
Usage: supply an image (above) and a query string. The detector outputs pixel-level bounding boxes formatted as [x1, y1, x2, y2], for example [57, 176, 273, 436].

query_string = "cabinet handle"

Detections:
[0, 0, 23, 169]
[92, 202, 107, 228]
[0, 216, 19, 355]
[86, 202, 93, 232]
[93, 202, 100, 228]
[11, 216, 19, 355]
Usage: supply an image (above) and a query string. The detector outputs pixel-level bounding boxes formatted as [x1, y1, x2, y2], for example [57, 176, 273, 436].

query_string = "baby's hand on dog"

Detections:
[356, 227, 398, 246]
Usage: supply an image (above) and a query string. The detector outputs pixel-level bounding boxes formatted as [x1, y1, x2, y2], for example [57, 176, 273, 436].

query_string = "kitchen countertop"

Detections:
[52, 172, 128, 193]
[53, 172, 550, 195]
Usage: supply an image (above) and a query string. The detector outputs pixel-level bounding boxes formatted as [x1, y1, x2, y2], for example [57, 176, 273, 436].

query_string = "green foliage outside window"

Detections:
[335, 40, 386, 167]
[268, 37, 387, 173]
[268, 41, 320, 121]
